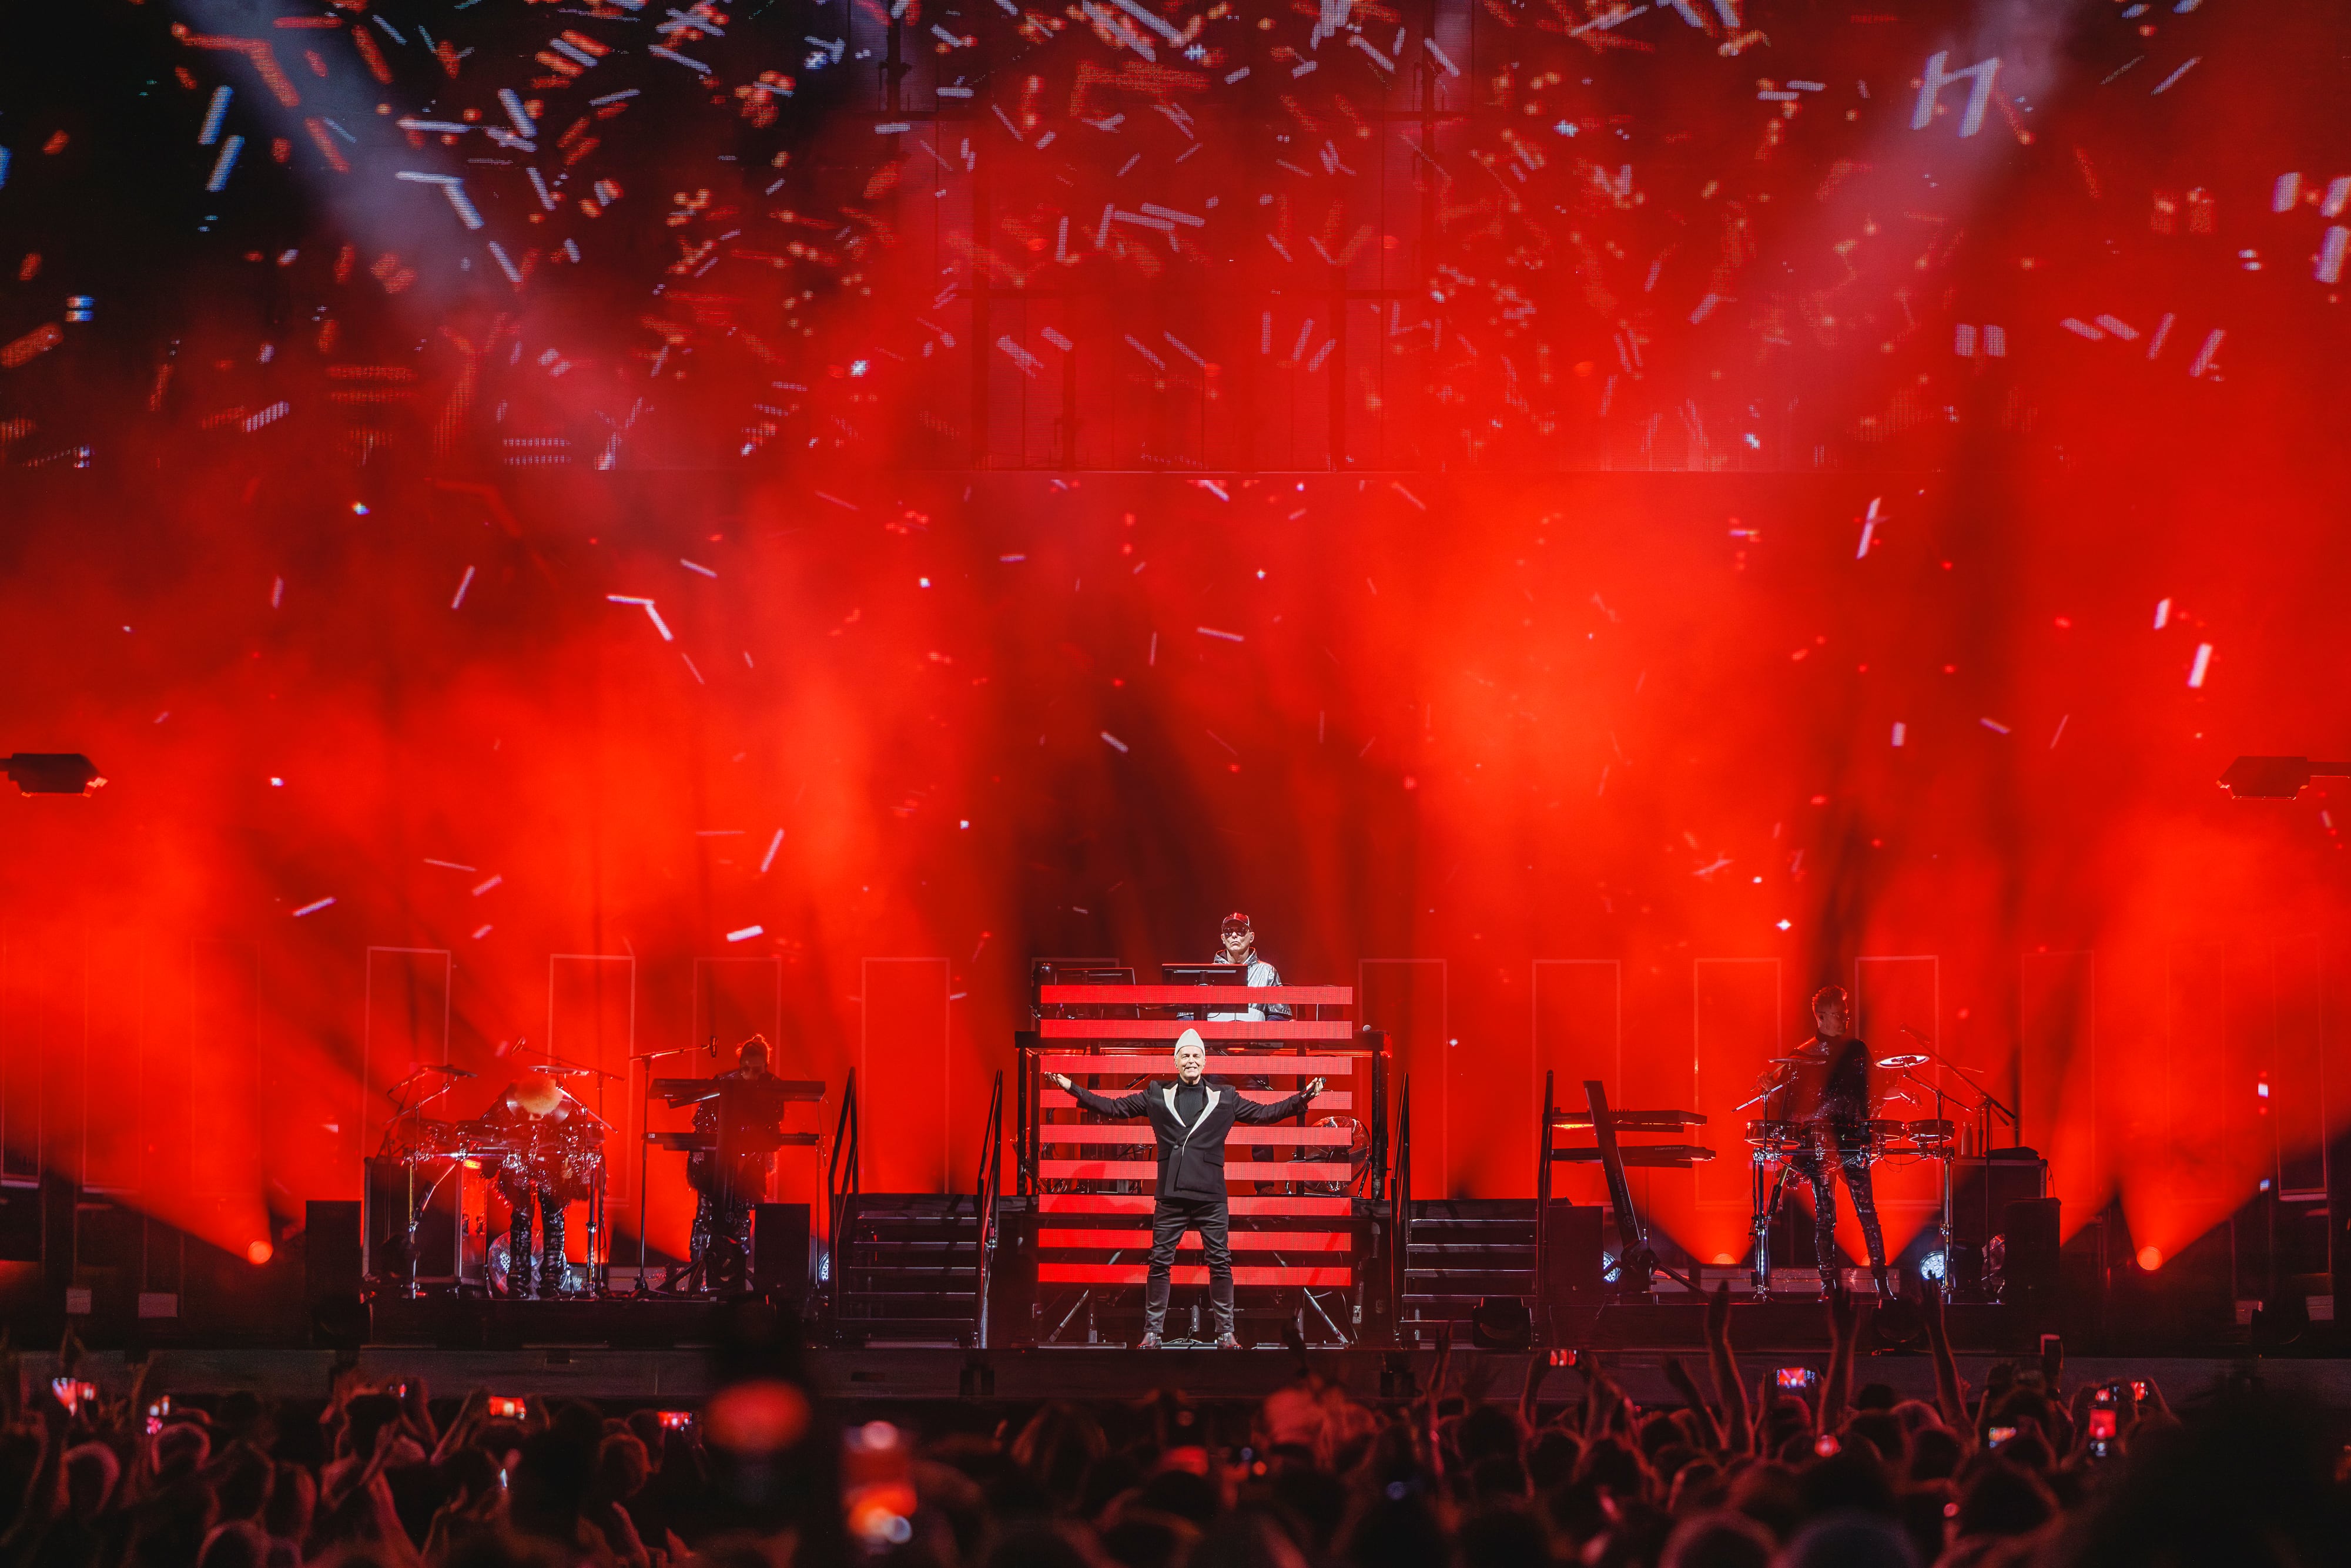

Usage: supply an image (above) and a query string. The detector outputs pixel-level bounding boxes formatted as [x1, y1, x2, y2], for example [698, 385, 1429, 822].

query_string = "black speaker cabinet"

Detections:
[304, 1200, 363, 1329]
[361, 1158, 464, 1283]
[2002, 1197, 2062, 1316]
[753, 1203, 811, 1309]
[1542, 1201, 1605, 1307]
[1951, 1151, 2049, 1298]
[989, 1201, 1038, 1346]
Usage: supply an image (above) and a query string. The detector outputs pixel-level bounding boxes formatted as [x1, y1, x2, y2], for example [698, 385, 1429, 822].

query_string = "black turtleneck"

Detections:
[1174, 1078, 1207, 1124]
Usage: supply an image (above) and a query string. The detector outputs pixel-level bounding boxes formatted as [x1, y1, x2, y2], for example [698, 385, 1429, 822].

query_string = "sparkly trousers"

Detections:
[1789, 1123, 1887, 1284]
[507, 1180, 568, 1297]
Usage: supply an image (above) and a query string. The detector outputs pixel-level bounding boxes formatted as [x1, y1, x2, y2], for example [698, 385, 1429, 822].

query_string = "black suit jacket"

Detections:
[1064, 1076, 1314, 1202]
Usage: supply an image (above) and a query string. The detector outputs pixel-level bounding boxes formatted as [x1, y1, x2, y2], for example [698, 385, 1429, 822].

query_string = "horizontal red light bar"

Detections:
[1034, 1194, 1354, 1216]
[1035, 1125, 1355, 1147]
[1039, 1230, 1352, 1252]
[1037, 1053, 1358, 1074]
[1036, 1160, 1354, 1182]
[1039, 1089, 1354, 1111]
[1036, 985, 1354, 1005]
[1036, 1264, 1352, 1287]
[1039, 1019, 1354, 1041]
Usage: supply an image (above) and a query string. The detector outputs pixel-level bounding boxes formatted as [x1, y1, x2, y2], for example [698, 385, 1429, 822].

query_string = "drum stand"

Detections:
[1891, 1062, 1964, 1299]
[1750, 1152, 1792, 1298]
[1739, 1080, 1795, 1299]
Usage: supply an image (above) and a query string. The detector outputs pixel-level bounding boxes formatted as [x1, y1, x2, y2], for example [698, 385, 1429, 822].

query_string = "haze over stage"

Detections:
[0, 0, 2347, 1362]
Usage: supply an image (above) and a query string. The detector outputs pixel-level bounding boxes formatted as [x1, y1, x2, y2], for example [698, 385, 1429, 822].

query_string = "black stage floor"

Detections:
[25, 1294, 2351, 1412]
[356, 1294, 2046, 1359]
[16, 1344, 2345, 1415]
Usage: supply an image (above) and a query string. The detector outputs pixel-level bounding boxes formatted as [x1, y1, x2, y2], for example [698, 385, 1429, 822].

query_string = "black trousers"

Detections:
[1789, 1123, 1887, 1282]
[1145, 1195, 1232, 1337]
[688, 1153, 769, 1265]
[691, 1187, 755, 1264]
[506, 1181, 568, 1296]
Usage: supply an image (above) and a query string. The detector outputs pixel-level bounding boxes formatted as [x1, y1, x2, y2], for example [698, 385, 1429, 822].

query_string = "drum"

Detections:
[1744, 1120, 1805, 1155]
[1846, 1118, 1900, 1157]
[553, 1120, 607, 1203]
[411, 1118, 469, 1158]
[1905, 1118, 1955, 1148]
[1307, 1115, 1369, 1197]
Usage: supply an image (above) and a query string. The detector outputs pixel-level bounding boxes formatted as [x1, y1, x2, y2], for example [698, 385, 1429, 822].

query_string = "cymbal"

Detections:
[1766, 1056, 1811, 1065]
[517, 1063, 600, 1078]
[1876, 1053, 1930, 1069]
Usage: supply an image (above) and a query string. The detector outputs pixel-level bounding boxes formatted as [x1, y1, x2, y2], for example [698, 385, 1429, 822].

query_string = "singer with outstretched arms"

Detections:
[1047, 1027, 1324, 1348]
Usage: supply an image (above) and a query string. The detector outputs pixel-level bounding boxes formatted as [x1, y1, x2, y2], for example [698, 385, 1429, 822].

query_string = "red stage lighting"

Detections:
[2136, 1245, 2163, 1272]
[246, 1239, 274, 1265]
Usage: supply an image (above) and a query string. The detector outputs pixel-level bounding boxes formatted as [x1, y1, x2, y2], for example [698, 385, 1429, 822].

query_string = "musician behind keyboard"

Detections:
[690, 1034, 780, 1264]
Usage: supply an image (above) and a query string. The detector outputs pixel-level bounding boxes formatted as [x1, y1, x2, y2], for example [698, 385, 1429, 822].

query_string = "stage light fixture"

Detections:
[1469, 1295, 1532, 1351]
[4, 754, 105, 796]
[2219, 756, 2351, 799]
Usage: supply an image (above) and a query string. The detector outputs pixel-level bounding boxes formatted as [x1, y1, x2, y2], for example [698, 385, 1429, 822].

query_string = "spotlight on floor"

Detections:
[2219, 756, 2350, 799]
[1873, 1296, 1924, 1348]
[4, 753, 105, 796]
[1470, 1295, 1532, 1351]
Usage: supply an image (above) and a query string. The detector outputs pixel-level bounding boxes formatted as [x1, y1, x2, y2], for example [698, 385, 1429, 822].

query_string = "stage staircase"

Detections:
[833, 1192, 985, 1346]
[1399, 1198, 1538, 1345]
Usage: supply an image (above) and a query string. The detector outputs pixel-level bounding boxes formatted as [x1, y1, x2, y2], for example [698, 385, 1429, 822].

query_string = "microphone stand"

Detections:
[377, 1067, 461, 1298]
[628, 1045, 699, 1293]
[1900, 1026, 2020, 1152]
[1897, 1026, 2020, 1302]
[1743, 1074, 1794, 1298]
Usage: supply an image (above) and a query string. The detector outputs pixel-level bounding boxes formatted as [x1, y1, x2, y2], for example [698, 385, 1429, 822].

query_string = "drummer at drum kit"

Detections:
[1752, 984, 1960, 1302]
[480, 1071, 601, 1298]
[380, 1060, 614, 1298]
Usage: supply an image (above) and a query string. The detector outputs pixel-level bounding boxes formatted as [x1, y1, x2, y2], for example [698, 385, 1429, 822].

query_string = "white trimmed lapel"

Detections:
[1164, 1081, 1219, 1144]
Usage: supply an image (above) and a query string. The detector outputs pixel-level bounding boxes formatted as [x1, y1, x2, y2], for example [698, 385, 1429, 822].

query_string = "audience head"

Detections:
[197, 1522, 270, 1568]
[1660, 1509, 1775, 1568]
[62, 1442, 121, 1521]
[1, 1346, 2337, 1568]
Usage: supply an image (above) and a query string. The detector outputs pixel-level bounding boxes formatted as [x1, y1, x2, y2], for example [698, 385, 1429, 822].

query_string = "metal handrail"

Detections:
[1533, 1070, 1555, 1333]
[973, 1070, 1004, 1345]
[1389, 1077, 1411, 1341]
[826, 1069, 859, 1305]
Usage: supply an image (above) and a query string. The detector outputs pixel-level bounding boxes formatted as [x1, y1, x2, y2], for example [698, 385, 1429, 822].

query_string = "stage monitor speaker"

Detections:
[304, 1200, 366, 1348]
[753, 1203, 810, 1309]
[2001, 1197, 2062, 1315]
[1542, 1201, 1605, 1306]
[1953, 1151, 2049, 1244]
[362, 1158, 462, 1282]
[990, 1201, 1038, 1347]
[0, 1182, 42, 1263]
[1949, 1151, 2049, 1298]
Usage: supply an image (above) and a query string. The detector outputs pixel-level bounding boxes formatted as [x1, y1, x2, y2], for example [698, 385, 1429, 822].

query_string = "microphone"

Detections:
[706, 1034, 719, 1058]
[430, 1064, 477, 1078]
